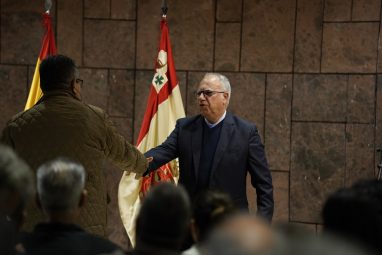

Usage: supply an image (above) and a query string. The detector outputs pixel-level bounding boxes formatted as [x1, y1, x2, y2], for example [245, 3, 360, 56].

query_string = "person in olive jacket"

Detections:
[1, 54, 148, 236]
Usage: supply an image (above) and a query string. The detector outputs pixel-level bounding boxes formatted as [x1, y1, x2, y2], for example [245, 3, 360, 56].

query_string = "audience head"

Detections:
[205, 213, 274, 255]
[269, 228, 368, 255]
[0, 145, 33, 224]
[39, 54, 82, 99]
[135, 182, 191, 251]
[191, 190, 235, 243]
[37, 158, 86, 213]
[322, 179, 382, 253]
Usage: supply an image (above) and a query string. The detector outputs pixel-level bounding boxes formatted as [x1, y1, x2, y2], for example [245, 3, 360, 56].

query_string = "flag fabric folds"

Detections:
[25, 12, 57, 110]
[118, 17, 185, 246]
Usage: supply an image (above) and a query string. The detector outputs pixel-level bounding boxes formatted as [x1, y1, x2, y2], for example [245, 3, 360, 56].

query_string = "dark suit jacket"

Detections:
[20, 223, 120, 255]
[145, 113, 274, 220]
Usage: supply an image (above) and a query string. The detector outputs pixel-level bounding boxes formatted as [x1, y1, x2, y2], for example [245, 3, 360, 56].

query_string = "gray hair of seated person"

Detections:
[37, 158, 85, 212]
[0, 145, 34, 210]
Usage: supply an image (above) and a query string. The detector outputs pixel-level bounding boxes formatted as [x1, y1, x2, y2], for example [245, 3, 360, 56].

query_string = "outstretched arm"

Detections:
[144, 121, 180, 174]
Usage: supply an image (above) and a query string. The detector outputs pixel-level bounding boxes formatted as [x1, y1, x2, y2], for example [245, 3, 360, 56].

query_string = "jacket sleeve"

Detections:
[144, 120, 180, 174]
[102, 113, 147, 175]
[247, 124, 274, 222]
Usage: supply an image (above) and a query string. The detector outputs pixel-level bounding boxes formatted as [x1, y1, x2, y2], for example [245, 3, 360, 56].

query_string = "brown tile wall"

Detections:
[1, 0, 381, 246]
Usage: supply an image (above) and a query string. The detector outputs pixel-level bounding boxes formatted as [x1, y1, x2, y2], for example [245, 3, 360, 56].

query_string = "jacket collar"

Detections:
[37, 90, 80, 105]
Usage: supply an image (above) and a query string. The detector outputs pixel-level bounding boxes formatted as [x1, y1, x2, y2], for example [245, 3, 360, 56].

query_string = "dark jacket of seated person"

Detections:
[21, 222, 119, 255]
[20, 158, 121, 255]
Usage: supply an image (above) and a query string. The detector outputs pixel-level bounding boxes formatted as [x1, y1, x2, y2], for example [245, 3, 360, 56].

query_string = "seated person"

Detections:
[20, 158, 122, 255]
[183, 190, 236, 255]
[129, 182, 191, 255]
[322, 179, 382, 254]
[0, 145, 34, 255]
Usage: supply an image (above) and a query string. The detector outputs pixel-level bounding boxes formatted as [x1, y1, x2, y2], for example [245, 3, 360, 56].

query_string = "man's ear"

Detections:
[79, 189, 87, 208]
[70, 79, 76, 91]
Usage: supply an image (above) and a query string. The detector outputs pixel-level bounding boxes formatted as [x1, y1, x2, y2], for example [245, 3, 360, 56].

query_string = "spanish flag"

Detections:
[25, 12, 56, 110]
[118, 17, 185, 246]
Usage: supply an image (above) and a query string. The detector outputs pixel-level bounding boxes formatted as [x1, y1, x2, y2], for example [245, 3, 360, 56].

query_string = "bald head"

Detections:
[209, 214, 274, 255]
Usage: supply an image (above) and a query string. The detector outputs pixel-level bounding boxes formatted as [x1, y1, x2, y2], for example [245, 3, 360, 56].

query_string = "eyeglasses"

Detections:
[76, 78, 84, 86]
[195, 90, 226, 98]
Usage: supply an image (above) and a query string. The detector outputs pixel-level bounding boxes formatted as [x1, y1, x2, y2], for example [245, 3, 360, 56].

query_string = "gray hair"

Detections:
[203, 73, 231, 95]
[37, 158, 85, 212]
[0, 145, 34, 209]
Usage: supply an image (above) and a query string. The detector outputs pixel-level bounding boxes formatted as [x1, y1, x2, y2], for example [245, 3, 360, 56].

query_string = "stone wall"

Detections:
[1, 0, 381, 248]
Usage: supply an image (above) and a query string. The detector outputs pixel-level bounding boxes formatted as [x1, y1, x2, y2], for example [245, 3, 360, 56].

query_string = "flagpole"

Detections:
[45, 0, 52, 14]
[161, 0, 168, 17]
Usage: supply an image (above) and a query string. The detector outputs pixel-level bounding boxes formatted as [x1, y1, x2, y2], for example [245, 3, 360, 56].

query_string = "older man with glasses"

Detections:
[145, 73, 274, 222]
[1, 54, 148, 236]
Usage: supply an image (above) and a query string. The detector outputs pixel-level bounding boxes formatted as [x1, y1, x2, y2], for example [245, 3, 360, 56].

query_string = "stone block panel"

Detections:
[324, 0, 352, 21]
[265, 74, 292, 171]
[290, 123, 345, 223]
[57, 0, 83, 65]
[216, 0, 242, 22]
[84, 0, 110, 18]
[133, 70, 187, 143]
[111, 0, 136, 20]
[137, 0, 215, 70]
[347, 75, 375, 123]
[322, 23, 379, 73]
[80, 68, 109, 110]
[377, 76, 382, 175]
[1, 2, 44, 64]
[271, 171, 289, 223]
[292, 74, 347, 122]
[241, 0, 295, 72]
[108, 70, 134, 118]
[294, 0, 323, 73]
[227, 73, 266, 136]
[84, 20, 135, 68]
[345, 124, 375, 186]
[378, 25, 382, 72]
[352, 0, 381, 21]
[215, 23, 241, 71]
[0, 65, 27, 131]
[27, 66, 36, 93]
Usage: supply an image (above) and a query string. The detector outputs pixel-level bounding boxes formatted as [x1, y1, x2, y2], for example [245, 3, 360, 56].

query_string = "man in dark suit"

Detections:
[145, 73, 274, 221]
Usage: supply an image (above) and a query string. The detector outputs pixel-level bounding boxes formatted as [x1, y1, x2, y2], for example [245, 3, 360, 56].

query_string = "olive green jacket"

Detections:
[1, 91, 147, 236]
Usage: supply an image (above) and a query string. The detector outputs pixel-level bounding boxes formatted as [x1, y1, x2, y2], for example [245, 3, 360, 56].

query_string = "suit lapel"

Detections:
[210, 113, 235, 179]
[191, 116, 203, 179]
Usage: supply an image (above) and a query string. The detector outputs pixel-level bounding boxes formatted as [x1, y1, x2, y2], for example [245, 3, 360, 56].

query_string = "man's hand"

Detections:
[134, 157, 154, 180]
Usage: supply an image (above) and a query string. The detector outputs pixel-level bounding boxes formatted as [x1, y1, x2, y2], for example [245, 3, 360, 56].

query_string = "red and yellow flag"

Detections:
[25, 12, 56, 110]
[118, 17, 185, 246]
